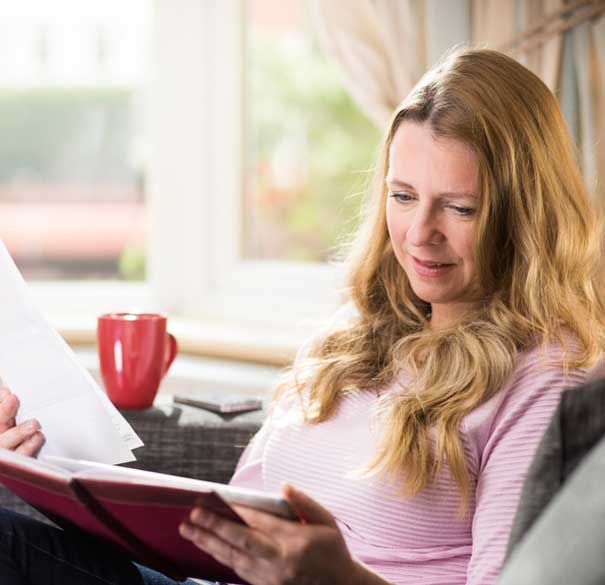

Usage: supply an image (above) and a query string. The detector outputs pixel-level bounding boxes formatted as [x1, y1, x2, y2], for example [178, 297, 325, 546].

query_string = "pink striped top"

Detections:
[230, 338, 596, 584]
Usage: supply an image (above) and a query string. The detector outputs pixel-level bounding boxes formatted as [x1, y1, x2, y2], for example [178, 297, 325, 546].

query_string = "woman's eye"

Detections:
[390, 192, 415, 203]
[450, 205, 475, 217]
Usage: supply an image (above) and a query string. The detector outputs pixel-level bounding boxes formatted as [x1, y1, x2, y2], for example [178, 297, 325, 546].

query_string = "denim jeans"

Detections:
[0, 509, 216, 585]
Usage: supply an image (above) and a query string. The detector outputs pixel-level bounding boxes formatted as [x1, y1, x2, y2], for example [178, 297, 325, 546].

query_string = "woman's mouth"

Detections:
[412, 256, 456, 277]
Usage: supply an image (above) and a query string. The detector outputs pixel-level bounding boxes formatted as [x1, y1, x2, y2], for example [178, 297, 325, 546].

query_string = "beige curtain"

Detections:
[573, 14, 605, 202]
[472, 0, 605, 202]
[472, 0, 564, 91]
[308, 0, 427, 128]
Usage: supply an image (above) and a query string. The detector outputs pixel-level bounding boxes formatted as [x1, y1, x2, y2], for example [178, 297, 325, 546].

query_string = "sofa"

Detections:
[1, 380, 603, 584]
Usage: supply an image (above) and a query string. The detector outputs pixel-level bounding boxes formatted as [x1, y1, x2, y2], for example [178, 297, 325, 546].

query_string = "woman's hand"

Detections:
[0, 387, 44, 455]
[179, 483, 389, 585]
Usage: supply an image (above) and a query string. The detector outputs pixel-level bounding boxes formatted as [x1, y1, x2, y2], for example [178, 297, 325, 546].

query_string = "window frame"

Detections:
[29, 0, 343, 338]
[147, 0, 343, 329]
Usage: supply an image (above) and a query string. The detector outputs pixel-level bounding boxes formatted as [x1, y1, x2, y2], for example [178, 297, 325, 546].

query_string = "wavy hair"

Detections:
[279, 47, 605, 510]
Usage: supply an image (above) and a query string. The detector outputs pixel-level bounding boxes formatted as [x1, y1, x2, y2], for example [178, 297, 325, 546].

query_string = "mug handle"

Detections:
[163, 333, 178, 377]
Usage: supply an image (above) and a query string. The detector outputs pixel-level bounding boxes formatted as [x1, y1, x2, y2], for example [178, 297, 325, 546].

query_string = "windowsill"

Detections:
[29, 281, 323, 366]
[55, 314, 312, 367]
[75, 346, 283, 398]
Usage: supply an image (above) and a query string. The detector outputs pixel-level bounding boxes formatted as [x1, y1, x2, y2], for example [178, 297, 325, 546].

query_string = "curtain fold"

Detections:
[471, 0, 564, 90]
[471, 0, 517, 50]
[572, 14, 605, 202]
[524, 0, 565, 91]
[309, 0, 427, 127]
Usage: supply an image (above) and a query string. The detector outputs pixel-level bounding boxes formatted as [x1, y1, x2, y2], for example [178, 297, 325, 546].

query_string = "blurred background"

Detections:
[0, 0, 602, 354]
[0, 0, 380, 281]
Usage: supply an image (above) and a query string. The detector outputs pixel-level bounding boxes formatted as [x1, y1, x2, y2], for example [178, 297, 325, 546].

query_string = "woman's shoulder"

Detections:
[463, 334, 599, 456]
[512, 332, 602, 380]
[293, 301, 359, 365]
[495, 333, 596, 407]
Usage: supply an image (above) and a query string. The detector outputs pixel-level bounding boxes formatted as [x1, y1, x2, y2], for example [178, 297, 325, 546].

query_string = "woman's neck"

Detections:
[428, 301, 481, 330]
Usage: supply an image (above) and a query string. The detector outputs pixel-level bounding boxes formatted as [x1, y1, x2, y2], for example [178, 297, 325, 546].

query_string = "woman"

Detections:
[0, 47, 603, 585]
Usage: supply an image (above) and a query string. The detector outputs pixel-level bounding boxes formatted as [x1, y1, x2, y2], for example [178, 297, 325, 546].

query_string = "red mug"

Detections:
[97, 313, 178, 409]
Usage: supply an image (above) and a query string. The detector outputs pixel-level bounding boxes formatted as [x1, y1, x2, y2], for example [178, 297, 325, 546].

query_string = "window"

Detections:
[9, 0, 377, 342]
[0, 1, 151, 283]
[149, 0, 377, 332]
[245, 0, 380, 262]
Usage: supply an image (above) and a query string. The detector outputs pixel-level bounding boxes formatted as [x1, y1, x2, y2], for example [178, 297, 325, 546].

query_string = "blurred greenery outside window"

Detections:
[0, 1, 148, 282]
[0, 88, 146, 280]
[2, 0, 382, 285]
[245, 0, 382, 262]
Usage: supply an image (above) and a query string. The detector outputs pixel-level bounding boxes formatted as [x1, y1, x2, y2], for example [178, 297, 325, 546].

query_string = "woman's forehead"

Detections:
[387, 122, 480, 195]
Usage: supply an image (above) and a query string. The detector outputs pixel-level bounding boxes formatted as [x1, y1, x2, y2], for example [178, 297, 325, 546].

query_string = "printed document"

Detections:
[0, 240, 142, 463]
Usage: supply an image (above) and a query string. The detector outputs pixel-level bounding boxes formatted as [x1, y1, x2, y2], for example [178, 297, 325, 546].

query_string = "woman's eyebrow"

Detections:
[385, 178, 415, 190]
[385, 178, 478, 200]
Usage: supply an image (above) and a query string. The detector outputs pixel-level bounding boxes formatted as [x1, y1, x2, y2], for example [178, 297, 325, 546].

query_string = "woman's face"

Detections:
[386, 121, 480, 325]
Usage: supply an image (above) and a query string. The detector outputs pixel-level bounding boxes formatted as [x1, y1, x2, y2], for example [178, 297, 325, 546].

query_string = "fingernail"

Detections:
[30, 432, 44, 443]
[25, 420, 38, 432]
[190, 508, 207, 525]
[282, 482, 295, 495]
[179, 523, 193, 538]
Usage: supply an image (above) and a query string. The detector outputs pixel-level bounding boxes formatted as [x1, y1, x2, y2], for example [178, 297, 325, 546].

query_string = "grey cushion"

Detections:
[120, 403, 264, 482]
[498, 434, 605, 585]
[499, 379, 605, 585]
[505, 379, 605, 556]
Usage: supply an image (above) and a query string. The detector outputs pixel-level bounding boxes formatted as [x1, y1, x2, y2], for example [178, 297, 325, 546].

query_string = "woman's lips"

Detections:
[412, 256, 456, 277]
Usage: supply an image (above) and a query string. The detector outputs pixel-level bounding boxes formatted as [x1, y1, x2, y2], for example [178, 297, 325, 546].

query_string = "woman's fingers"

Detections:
[282, 483, 338, 527]
[181, 504, 354, 585]
[0, 389, 19, 433]
[232, 503, 299, 536]
[15, 431, 45, 456]
[179, 521, 258, 578]
[0, 388, 45, 456]
[0, 419, 41, 451]
[186, 507, 278, 559]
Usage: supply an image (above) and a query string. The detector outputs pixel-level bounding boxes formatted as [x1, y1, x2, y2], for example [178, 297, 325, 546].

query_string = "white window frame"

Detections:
[147, 0, 342, 331]
[26, 0, 341, 336]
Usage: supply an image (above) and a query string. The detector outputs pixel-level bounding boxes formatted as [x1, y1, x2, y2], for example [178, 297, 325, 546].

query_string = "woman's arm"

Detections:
[180, 484, 392, 585]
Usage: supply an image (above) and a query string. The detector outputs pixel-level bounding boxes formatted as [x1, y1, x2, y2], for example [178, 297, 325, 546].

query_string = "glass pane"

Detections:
[245, 0, 381, 262]
[0, 0, 150, 280]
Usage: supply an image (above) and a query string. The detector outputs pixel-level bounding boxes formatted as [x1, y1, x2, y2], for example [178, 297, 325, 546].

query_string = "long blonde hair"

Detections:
[280, 47, 605, 508]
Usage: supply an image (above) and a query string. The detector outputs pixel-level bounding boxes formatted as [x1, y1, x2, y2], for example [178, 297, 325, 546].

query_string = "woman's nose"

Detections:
[406, 208, 444, 246]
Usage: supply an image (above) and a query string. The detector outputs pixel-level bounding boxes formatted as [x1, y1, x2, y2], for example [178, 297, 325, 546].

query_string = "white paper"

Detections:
[0, 240, 142, 463]
[43, 455, 295, 520]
